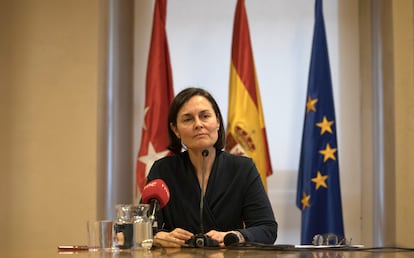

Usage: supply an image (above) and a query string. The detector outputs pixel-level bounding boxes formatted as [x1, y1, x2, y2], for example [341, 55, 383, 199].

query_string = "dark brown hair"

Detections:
[167, 87, 225, 154]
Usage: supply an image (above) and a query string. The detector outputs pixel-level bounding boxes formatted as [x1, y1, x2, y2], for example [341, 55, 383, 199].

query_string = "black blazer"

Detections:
[146, 150, 278, 244]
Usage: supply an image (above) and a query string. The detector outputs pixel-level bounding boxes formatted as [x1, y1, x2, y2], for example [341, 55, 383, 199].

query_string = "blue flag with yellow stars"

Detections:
[296, 0, 345, 245]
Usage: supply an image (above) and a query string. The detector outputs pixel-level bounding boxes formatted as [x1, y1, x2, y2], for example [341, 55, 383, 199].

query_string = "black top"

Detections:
[146, 150, 278, 244]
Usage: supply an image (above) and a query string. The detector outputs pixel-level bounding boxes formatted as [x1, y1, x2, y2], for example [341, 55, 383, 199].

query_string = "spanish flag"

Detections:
[226, 0, 273, 189]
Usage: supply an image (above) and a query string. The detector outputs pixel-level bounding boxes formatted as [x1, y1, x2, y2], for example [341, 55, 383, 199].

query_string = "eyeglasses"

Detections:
[312, 233, 349, 246]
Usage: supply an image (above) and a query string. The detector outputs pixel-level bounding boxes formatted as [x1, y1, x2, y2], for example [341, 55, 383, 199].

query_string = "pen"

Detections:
[58, 245, 89, 251]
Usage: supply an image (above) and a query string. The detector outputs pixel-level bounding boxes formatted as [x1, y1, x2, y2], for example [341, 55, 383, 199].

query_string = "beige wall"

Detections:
[359, 0, 414, 246]
[0, 0, 99, 249]
[393, 0, 414, 246]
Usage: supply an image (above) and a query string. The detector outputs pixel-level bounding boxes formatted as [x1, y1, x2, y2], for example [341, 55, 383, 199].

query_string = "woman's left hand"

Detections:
[206, 230, 246, 247]
[205, 230, 226, 247]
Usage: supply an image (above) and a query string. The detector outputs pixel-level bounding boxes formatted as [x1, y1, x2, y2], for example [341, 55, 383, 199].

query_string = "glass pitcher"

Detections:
[114, 204, 135, 249]
[132, 204, 153, 249]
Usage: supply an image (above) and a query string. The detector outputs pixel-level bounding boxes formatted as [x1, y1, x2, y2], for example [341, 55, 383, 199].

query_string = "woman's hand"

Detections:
[206, 230, 245, 248]
[154, 228, 194, 248]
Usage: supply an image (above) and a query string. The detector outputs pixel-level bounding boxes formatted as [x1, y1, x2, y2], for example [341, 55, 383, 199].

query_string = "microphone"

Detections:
[223, 232, 242, 246]
[199, 149, 209, 234]
[141, 179, 170, 225]
[186, 149, 218, 247]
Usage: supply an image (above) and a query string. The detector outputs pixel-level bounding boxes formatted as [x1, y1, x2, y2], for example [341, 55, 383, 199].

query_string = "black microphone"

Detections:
[185, 149, 218, 247]
[186, 150, 219, 247]
[224, 232, 242, 246]
[199, 149, 209, 233]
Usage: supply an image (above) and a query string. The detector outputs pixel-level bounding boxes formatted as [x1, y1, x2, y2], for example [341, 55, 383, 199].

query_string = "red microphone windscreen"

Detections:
[141, 179, 170, 208]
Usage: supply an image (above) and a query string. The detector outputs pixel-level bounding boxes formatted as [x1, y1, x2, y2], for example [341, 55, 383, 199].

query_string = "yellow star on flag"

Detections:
[311, 171, 328, 190]
[306, 96, 318, 113]
[301, 192, 311, 210]
[316, 116, 334, 135]
[319, 143, 337, 162]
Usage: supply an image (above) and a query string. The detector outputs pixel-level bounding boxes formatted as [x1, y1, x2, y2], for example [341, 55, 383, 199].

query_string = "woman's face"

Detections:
[171, 95, 220, 152]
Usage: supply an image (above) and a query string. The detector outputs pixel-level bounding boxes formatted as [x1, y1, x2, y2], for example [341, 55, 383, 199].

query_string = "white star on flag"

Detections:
[138, 142, 170, 177]
[142, 107, 149, 130]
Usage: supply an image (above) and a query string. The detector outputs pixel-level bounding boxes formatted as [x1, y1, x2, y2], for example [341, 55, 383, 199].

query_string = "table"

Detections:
[4, 246, 414, 258]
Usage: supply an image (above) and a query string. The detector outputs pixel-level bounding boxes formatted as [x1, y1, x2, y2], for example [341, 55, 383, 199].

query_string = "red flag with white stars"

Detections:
[136, 0, 174, 199]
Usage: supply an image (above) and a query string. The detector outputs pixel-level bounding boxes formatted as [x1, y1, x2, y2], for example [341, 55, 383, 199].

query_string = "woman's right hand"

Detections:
[154, 228, 194, 247]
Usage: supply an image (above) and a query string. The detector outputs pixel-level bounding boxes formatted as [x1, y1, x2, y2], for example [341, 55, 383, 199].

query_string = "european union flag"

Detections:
[296, 0, 345, 245]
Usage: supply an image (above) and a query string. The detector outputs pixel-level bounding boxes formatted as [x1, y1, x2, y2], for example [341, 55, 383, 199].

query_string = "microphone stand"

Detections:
[186, 149, 218, 247]
[148, 199, 160, 224]
[199, 149, 209, 234]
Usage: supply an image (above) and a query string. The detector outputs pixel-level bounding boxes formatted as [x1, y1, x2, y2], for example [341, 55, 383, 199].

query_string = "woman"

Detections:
[147, 87, 277, 247]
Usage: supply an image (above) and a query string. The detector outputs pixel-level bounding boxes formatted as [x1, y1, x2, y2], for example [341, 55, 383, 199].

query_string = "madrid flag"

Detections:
[136, 0, 174, 198]
[226, 0, 273, 190]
